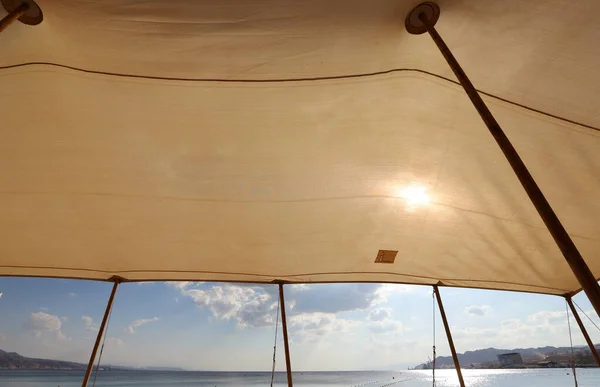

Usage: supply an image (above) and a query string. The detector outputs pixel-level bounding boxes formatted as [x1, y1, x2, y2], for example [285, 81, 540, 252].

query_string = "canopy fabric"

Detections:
[2, 0, 600, 295]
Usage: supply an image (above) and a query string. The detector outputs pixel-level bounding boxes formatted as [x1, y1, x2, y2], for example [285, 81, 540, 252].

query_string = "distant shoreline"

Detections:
[1, 368, 597, 372]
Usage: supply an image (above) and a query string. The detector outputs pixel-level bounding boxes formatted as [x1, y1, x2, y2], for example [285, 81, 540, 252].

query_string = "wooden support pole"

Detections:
[279, 283, 293, 387]
[434, 285, 465, 387]
[406, 2, 600, 319]
[566, 296, 600, 366]
[0, 2, 28, 33]
[81, 281, 119, 387]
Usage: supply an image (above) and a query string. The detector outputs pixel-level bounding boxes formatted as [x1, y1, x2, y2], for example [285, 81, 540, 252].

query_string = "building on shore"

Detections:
[497, 353, 524, 368]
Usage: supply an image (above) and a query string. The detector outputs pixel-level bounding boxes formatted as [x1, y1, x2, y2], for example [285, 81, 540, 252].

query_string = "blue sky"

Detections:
[0, 278, 599, 371]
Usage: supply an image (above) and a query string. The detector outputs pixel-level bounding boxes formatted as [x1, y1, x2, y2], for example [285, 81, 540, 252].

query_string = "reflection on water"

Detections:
[0, 369, 598, 387]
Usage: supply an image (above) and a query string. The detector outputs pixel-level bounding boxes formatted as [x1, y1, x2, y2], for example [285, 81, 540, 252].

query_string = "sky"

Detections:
[1, 278, 600, 371]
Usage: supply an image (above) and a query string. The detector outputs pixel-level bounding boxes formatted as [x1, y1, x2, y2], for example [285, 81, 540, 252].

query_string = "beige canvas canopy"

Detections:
[2, 0, 600, 296]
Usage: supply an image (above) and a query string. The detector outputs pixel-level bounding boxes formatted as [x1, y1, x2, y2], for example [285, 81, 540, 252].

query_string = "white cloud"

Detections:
[182, 285, 277, 328]
[61, 316, 68, 322]
[452, 326, 498, 340]
[527, 310, 565, 325]
[126, 317, 159, 333]
[288, 284, 387, 314]
[366, 307, 404, 334]
[451, 308, 594, 350]
[27, 312, 61, 331]
[169, 283, 417, 343]
[368, 319, 404, 334]
[373, 284, 418, 304]
[82, 316, 98, 332]
[500, 319, 520, 329]
[368, 308, 392, 322]
[173, 283, 395, 330]
[40, 307, 49, 311]
[67, 292, 76, 297]
[288, 313, 359, 343]
[106, 337, 124, 347]
[25, 312, 66, 340]
[166, 281, 195, 290]
[465, 305, 491, 317]
[55, 330, 67, 341]
[289, 284, 310, 292]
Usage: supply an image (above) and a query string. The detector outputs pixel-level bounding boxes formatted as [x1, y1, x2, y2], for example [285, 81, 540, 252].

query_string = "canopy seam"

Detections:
[1, 62, 598, 133]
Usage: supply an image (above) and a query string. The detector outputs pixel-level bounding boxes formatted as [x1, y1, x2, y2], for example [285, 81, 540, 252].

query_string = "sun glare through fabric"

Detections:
[396, 184, 431, 210]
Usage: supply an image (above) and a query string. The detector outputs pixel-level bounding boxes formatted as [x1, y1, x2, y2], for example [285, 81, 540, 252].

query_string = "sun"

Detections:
[396, 184, 431, 208]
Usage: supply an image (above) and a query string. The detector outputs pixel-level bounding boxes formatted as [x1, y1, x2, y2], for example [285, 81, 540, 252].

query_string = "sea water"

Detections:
[0, 369, 598, 387]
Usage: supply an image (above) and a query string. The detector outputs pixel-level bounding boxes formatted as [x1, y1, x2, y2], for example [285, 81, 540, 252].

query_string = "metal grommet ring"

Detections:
[1, 0, 43, 26]
[405, 2, 439, 35]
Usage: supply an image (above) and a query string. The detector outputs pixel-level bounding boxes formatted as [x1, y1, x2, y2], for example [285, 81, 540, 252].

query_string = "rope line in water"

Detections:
[352, 380, 386, 386]
[432, 290, 436, 387]
[91, 302, 115, 387]
[565, 300, 579, 387]
[351, 377, 414, 387]
[381, 377, 416, 386]
[269, 293, 280, 387]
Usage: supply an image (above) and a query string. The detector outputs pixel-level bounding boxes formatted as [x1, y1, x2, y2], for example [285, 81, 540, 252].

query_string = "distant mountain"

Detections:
[138, 366, 186, 371]
[0, 350, 185, 371]
[415, 345, 600, 369]
[105, 365, 186, 371]
[0, 349, 86, 370]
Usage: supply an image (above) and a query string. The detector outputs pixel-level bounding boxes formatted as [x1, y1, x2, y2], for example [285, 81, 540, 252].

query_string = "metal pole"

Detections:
[0, 2, 28, 33]
[566, 296, 600, 366]
[278, 283, 293, 387]
[81, 281, 119, 387]
[406, 2, 600, 318]
[434, 285, 465, 387]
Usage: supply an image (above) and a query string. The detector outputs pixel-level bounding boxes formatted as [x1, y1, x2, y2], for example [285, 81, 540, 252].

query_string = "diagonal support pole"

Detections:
[406, 2, 600, 318]
[81, 281, 119, 387]
[0, 1, 27, 33]
[566, 296, 600, 366]
[434, 285, 465, 387]
[0, 0, 43, 33]
[279, 283, 293, 387]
